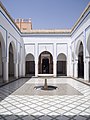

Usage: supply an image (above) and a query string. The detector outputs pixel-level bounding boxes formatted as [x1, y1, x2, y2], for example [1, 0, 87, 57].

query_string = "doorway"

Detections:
[78, 42, 84, 78]
[38, 51, 53, 74]
[42, 58, 49, 73]
[25, 53, 35, 76]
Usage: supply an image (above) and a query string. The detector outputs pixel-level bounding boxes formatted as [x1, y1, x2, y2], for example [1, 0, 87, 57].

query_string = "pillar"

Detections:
[2, 57, 8, 82]
[22, 63, 25, 77]
[74, 60, 78, 78]
[53, 43, 57, 77]
[67, 61, 70, 76]
[84, 59, 89, 81]
[35, 43, 38, 77]
[18, 63, 22, 77]
[35, 60, 38, 77]
[53, 60, 56, 77]
[3, 61, 8, 82]
[70, 62, 72, 77]
[14, 62, 18, 78]
[71, 61, 74, 77]
[72, 62, 74, 77]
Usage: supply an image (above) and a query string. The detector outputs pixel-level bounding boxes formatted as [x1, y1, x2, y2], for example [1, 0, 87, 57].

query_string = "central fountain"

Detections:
[34, 78, 57, 91]
[43, 78, 48, 90]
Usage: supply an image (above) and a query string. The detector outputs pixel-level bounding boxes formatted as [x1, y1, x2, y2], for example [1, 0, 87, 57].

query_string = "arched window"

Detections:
[57, 53, 67, 76]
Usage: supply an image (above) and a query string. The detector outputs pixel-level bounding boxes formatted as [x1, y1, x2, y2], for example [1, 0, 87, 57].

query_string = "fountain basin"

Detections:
[34, 85, 57, 91]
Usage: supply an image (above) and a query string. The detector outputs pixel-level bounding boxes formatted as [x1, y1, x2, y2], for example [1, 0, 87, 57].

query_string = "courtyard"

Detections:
[0, 77, 90, 120]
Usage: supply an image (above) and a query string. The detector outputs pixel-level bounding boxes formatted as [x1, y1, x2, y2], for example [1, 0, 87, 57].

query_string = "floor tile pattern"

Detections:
[0, 78, 29, 101]
[12, 83, 82, 96]
[0, 78, 90, 120]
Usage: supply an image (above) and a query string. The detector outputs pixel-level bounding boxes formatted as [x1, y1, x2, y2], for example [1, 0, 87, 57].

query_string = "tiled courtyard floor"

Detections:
[0, 77, 90, 120]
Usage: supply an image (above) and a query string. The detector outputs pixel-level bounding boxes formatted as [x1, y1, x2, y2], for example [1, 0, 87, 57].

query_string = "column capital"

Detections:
[14, 59, 18, 64]
[2, 57, 8, 63]
[72, 60, 74, 63]
[75, 59, 78, 63]
[35, 59, 38, 63]
[53, 59, 57, 63]
[85, 57, 90, 62]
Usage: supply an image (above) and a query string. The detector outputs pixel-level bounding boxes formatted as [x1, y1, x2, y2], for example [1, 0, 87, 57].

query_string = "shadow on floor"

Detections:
[0, 115, 90, 120]
[0, 78, 30, 102]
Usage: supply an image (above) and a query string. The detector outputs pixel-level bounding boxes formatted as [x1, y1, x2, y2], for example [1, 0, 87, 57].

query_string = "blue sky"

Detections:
[1, 0, 90, 29]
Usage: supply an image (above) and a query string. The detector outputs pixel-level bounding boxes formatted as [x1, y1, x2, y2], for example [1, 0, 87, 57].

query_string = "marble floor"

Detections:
[0, 77, 90, 120]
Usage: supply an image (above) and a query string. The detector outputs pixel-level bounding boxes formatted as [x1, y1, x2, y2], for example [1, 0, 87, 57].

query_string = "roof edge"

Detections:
[0, 1, 21, 33]
[21, 29, 71, 34]
[71, 2, 90, 33]
[0, 1, 90, 34]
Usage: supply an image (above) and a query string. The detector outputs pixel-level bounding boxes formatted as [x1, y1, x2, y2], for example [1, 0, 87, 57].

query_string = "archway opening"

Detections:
[0, 42, 3, 82]
[57, 53, 67, 76]
[38, 51, 53, 74]
[78, 42, 84, 78]
[42, 58, 49, 74]
[25, 53, 35, 76]
[9, 43, 14, 79]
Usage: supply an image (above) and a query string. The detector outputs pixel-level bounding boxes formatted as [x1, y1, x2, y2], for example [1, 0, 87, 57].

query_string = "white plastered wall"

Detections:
[23, 35, 71, 76]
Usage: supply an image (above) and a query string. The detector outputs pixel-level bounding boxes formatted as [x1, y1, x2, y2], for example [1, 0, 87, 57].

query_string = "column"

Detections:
[14, 62, 18, 78]
[3, 61, 8, 82]
[35, 43, 38, 77]
[22, 63, 25, 77]
[84, 59, 89, 81]
[35, 60, 38, 77]
[53, 43, 57, 77]
[2, 57, 8, 82]
[53, 60, 57, 77]
[74, 60, 78, 78]
[70, 61, 73, 77]
[18, 63, 22, 77]
[72, 62, 74, 77]
[18, 45, 22, 77]
[14, 48, 18, 79]
[67, 61, 70, 76]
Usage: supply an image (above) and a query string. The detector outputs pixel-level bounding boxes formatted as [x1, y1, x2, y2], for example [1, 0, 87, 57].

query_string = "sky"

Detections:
[0, 0, 90, 29]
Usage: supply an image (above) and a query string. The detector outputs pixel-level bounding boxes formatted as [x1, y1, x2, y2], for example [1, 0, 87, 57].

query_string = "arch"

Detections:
[8, 41, 16, 61]
[78, 42, 84, 78]
[39, 50, 53, 58]
[57, 53, 67, 76]
[38, 51, 53, 74]
[25, 53, 35, 76]
[8, 42, 15, 78]
[75, 40, 84, 58]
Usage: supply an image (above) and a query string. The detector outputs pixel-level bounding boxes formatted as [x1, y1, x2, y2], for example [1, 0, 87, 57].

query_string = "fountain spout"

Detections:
[44, 79, 48, 90]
